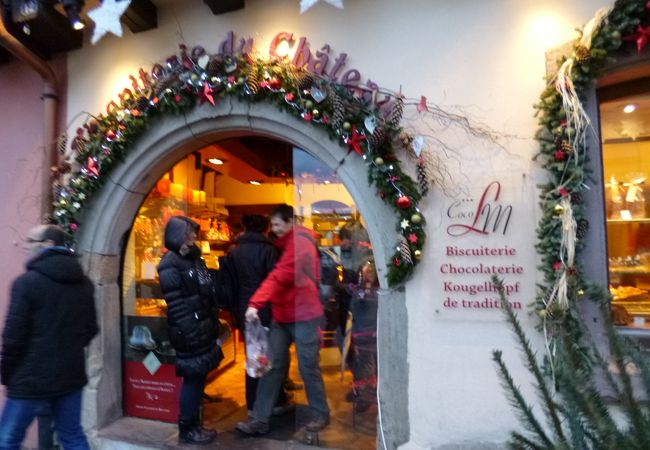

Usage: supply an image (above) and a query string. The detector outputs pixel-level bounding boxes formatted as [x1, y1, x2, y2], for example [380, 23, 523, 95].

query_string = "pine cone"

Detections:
[208, 55, 224, 75]
[417, 158, 429, 196]
[296, 72, 314, 91]
[368, 128, 385, 148]
[389, 97, 404, 129]
[576, 218, 589, 239]
[331, 92, 345, 129]
[570, 192, 583, 205]
[56, 133, 68, 155]
[574, 45, 590, 63]
[246, 65, 260, 95]
[399, 234, 413, 265]
[136, 96, 150, 111]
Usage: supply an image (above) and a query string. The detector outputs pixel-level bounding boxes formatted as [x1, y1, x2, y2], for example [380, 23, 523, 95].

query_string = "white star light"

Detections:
[400, 219, 410, 229]
[88, 0, 132, 45]
[300, 0, 344, 14]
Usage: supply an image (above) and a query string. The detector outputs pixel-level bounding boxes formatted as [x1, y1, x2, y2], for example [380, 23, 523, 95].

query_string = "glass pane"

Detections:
[600, 93, 650, 331]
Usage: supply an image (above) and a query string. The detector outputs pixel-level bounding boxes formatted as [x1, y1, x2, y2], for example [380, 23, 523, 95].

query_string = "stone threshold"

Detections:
[96, 417, 332, 450]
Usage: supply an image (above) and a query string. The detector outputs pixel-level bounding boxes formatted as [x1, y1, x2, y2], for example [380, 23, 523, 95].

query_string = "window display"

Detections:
[600, 91, 650, 328]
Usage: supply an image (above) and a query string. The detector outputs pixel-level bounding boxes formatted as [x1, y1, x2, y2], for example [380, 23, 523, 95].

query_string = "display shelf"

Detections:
[607, 218, 650, 224]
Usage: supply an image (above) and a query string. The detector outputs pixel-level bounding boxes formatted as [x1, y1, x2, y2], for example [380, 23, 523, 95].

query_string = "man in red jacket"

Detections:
[236, 204, 330, 435]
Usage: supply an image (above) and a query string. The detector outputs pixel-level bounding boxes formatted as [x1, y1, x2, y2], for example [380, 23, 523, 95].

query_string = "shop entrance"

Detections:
[120, 135, 378, 448]
[74, 100, 409, 449]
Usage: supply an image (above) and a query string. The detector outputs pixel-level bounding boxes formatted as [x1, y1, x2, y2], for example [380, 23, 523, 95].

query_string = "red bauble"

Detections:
[105, 129, 117, 140]
[396, 195, 412, 209]
[393, 257, 401, 267]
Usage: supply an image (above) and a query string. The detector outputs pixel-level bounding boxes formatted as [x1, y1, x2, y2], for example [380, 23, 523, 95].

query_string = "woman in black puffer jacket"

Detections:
[157, 216, 223, 444]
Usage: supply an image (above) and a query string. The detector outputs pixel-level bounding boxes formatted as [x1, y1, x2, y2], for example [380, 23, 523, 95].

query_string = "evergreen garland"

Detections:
[52, 50, 427, 286]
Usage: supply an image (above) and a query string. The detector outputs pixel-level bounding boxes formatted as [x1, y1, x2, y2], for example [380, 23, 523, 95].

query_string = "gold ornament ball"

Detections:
[553, 204, 564, 215]
[411, 213, 423, 224]
[312, 109, 320, 118]
[343, 121, 352, 131]
[305, 100, 314, 110]
[374, 157, 384, 165]
[237, 76, 244, 84]
[577, 289, 585, 297]
[537, 309, 548, 319]
[190, 74, 198, 81]
[414, 250, 422, 260]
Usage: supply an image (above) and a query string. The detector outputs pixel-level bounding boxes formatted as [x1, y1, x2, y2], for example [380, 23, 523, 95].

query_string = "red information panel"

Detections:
[123, 361, 182, 423]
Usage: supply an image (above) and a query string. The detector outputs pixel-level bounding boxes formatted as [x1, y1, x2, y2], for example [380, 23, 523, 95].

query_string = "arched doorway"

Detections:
[76, 99, 409, 448]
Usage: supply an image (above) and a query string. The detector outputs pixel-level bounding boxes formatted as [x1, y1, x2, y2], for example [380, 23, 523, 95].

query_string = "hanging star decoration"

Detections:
[624, 24, 650, 53]
[88, 0, 132, 45]
[199, 83, 215, 106]
[345, 126, 366, 155]
[400, 219, 410, 229]
[300, 0, 344, 14]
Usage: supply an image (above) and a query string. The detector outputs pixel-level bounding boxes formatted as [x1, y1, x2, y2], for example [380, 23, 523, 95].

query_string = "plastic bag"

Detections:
[245, 320, 272, 378]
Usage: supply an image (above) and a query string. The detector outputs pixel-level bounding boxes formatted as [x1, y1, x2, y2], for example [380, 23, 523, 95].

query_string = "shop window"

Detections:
[120, 137, 378, 448]
[599, 78, 650, 335]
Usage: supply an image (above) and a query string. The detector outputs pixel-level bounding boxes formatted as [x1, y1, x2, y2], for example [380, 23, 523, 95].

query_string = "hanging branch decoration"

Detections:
[533, 0, 649, 336]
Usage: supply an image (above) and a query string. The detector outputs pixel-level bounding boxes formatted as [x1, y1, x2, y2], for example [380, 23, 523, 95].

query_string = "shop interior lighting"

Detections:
[208, 158, 224, 165]
[623, 104, 637, 113]
[249, 180, 262, 185]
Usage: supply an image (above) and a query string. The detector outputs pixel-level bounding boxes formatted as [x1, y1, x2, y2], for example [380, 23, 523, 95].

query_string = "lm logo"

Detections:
[446, 181, 513, 237]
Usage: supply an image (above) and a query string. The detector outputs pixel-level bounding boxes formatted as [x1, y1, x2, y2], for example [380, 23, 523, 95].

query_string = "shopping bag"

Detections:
[245, 320, 272, 378]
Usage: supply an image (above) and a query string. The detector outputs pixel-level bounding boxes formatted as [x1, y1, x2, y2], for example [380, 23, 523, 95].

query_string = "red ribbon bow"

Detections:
[624, 25, 650, 53]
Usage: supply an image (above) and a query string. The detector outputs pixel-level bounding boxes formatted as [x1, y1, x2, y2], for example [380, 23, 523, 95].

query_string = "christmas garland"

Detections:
[52, 47, 427, 286]
[534, 0, 649, 327]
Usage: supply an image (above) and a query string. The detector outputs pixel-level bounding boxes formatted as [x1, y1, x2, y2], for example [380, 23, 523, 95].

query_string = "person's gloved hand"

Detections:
[245, 306, 259, 322]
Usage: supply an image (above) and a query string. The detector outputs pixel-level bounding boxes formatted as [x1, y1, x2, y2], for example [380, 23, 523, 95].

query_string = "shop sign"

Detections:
[124, 360, 182, 423]
[440, 181, 525, 311]
[127, 30, 392, 112]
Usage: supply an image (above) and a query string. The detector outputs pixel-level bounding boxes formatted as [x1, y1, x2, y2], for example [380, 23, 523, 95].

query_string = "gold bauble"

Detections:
[411, 213, 423, 224]
[374, 157, 384, 165]
[553, 204, 564, 216]
[414, 250, 422, 260]
[312, 109, 320, 118]
[305, 100, 314, 110]
[537, 309, 548, 318]
[343, 121, 352, 131]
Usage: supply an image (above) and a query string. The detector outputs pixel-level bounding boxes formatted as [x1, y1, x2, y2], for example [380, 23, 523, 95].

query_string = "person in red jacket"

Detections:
[236, 204, 330, 435]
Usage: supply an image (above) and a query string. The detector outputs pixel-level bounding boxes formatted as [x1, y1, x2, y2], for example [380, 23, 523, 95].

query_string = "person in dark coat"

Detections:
[0, 224, 98, 449]
[157, 216, 223, 444]
[224, 214, 293, 414]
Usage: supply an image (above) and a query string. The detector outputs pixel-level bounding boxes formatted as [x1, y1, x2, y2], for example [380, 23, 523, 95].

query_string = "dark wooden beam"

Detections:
[122, 0, 157, 34]
[203, 0, 244, 15]
[0, 47, 11, 65]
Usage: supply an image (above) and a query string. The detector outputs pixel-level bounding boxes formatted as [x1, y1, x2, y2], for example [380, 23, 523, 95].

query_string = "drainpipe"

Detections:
[0, 13, 59, 218]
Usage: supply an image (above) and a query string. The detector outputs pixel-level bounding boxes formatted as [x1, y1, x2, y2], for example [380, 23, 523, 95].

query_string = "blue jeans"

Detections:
[179, 373, 206, 423]
[252, 319, 329, 421]
[0, 389, 89, 450]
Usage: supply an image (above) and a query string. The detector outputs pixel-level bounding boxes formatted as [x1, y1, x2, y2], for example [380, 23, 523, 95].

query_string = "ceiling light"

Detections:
[249, 180, 262, 185]
[623, 104, 637, 114]
[62, 0, 86, 30]
[208, 158, 224, 165]
[324, 180, 331, 184]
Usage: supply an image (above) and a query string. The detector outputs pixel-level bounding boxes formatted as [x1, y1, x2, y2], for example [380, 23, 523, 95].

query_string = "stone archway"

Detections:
[77, 98, 410, 448]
